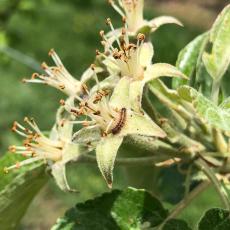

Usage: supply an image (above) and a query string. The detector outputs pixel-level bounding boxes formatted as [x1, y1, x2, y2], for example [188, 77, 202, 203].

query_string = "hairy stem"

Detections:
[211, 79, 221, 105]
[71, 154, 178, 167]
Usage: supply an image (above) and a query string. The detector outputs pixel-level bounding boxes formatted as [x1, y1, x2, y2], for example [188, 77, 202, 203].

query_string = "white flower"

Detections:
[108, 0, 182, 36]
[71, 77, 166, 187]
[5, 117, 84, 192]
[23, 49, 90, 97]
[102, 32, 188, 112]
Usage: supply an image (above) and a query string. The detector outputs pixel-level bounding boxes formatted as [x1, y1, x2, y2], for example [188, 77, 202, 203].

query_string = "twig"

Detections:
[70, 154, 178, 167]
[196, 158, 230, 210]
[157, 180, 210, 230]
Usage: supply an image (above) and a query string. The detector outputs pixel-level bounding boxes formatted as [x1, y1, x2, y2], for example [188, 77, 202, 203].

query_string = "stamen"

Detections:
[106, 18, 121, 49]
[108, 0, 125, 17]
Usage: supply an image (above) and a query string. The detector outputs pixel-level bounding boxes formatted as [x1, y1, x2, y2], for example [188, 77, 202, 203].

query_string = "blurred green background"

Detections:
[0, 0, 228, 229]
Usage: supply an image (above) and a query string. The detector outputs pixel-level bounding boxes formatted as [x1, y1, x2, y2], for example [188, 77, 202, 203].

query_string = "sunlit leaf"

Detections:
[178, 86, 230, 131]
[172, 32, 209, 89]
[52, 187, 168, 230]
[202, 4, 230, 80]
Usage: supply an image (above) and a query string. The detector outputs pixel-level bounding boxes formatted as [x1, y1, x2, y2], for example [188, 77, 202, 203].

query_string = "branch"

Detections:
[157, 180, 210, 230]
[196, 158, 230, 210]
[70, 154, 179, 167]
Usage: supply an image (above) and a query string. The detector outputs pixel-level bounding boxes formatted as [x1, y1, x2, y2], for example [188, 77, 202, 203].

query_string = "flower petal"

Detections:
[119, 110, 166, 138]
[109, 77, 131, 109]
[72, 126, 101, 144]
[149, 16, 183, 32]
[129, 80, 145, 113]
[51, 162, 77, 192]
[96, 136, 123, 188]
[144, 63, 188, 83]
[139, 42, 154, 67]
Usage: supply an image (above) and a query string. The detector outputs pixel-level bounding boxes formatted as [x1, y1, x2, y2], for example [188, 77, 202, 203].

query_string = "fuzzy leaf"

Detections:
[220, 97, 230, 110]
[144, 63, 188, 83]
[178, 86, 230, 131]
[0, 154, 47, 229]
[96, 136, 123, 188]
[198, 208, 230, 230]
[120, 110, 166, 138]
[202, 4, 230, 80]
[51, 187, 168, 230]
[149, 79, 182, 108]
[173, 32, 209, 89]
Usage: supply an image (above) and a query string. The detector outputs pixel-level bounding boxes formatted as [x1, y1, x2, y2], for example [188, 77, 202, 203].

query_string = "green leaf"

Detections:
[149, 79, 182, 109]
[178, 86, 230, 131]
[202, 4, 230, 80]
[172, 32, 209, 89]
[219, 97, 230, 110]
[52, 187, 168, 230]
[198, 208, 230, 230]
[163, 219, 192, 230]
[96, 136, 123, 188]
[0, 154, 48, 229]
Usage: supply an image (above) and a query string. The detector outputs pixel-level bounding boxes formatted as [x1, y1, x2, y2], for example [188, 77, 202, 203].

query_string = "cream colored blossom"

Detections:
[108, 0, 182, 36]
[5, 117, 84, 191]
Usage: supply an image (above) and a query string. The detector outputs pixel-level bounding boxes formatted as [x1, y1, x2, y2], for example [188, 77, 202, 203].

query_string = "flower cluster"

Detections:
[5, 0, 187, 191]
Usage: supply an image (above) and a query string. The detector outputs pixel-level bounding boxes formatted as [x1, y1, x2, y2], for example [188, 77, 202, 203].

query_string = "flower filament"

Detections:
[23, 49, 85, 96]
[4, 118, 64, 173]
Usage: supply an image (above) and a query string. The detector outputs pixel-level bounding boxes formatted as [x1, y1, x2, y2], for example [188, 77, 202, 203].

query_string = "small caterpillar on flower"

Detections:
[111, 108, 126, 134]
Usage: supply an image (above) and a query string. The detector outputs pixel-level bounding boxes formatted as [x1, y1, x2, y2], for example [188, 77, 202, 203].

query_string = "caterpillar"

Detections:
[111, 108, 127, 135]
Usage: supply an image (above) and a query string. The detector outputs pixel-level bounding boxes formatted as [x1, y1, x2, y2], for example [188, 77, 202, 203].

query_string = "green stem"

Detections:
[157, 181, 210, 230]
[211, 79, 221, 105]
[196, 159, 230, 210]
[71, 154, 178, 167]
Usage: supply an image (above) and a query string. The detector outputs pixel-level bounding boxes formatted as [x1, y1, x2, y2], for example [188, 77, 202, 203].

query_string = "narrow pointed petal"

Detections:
[129, 81, 145, 113]
[139, 42, 154, 67]
[149, 16, 183, 32]
[144, 63, 188, 83]
[109, 77, 131, 109]
[51, 162, 77, 192]
[72, 126, 101, 144]
[119, 110, 166, 138]
[96, 136, 123, 188]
